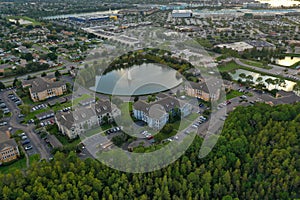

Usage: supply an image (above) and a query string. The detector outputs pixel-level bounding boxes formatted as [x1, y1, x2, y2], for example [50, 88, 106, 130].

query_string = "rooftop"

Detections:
[23, 77, 66, 94]
[0, 139, 18, 151]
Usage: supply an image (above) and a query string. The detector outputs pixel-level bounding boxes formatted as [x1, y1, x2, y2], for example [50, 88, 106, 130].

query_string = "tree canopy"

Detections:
[0, 103, 299, 199]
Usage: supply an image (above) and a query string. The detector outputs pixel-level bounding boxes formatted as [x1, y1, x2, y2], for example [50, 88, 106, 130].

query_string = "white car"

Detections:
[25, 145, 33, 151]
[141, 131, 148, 135]
[192, 125, 198, 128]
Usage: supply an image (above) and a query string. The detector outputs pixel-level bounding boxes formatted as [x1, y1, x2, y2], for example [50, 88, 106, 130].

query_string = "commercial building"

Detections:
[215, 42, 254, 53]
[245, 40, 276, 51]
[22, 76, 67, 102]
[242, 2, 270, 9]
[160, 5, 186, 11]
[172, 10, 193, 18]
[69, 15, 110, 22]
[133, 96, 192, 130]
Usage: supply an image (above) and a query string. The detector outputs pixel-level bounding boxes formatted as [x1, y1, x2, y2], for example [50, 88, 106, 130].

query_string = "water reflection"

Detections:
[90, 63, 183, 96]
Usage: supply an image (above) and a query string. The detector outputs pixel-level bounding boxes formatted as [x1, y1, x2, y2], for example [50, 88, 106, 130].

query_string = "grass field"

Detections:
[0, 157, 26, 174]
[241, 59, 272, 70]
[0, 154, 40, 174]
[218, 61, 243, 72]
[83, 124, 113, 138]
[72, 94, 93, 105]
[226, 90, 244, 100]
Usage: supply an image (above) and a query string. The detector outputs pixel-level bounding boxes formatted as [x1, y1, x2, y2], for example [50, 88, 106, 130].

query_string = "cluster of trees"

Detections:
[106, 48, 193, 76]
[213, 46, 286, 64]
[0, 103, 299, 199]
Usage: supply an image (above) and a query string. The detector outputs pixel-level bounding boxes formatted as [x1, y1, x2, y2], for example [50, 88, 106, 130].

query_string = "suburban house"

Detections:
[22, 76, 67, 102]
[55, 99, 113, 139]
[185, 81, 220, 101]
[0, 131, 20, 165]
[133, 96, 192, 130]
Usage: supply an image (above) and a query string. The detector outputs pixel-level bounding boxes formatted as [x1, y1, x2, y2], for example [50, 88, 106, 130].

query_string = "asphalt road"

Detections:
[235, 58, 300, 81]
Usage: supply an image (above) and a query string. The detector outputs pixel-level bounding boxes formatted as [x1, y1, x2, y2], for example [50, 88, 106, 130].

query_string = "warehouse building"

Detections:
[172, 10, 193, 18]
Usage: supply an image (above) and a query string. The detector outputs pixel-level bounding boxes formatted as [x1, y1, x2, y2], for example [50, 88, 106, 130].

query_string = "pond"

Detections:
[230, 69, 296, 92]
[90, 63, 183, 96]
[276, 56, 300, 67]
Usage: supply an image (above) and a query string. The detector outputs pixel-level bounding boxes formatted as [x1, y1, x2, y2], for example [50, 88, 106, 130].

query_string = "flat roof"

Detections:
[172, 10, 192, 14]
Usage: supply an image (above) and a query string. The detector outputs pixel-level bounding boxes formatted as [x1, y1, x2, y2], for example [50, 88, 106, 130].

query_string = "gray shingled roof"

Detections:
[0, 139, 18, 151]
[133, 96, 180, 115]
[23, 77, 66, 93]
[95, 99, 112, 116]
[188, 81, 210, 93]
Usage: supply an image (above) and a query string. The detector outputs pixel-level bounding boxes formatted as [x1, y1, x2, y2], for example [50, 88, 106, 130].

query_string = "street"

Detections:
[1, 89, 52, 160]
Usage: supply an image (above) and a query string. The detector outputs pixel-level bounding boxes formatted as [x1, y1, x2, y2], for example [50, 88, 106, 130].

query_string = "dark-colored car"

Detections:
[22, 139, 30, 145]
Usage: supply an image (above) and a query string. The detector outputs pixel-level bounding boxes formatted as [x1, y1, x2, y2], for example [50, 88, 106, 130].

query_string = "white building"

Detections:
[172, 10, 193, 18]
[133, 96, 192, 130]
[243, 2, 270, 9]
[215, 42, 254, 53]
[55, 100, 114, 139]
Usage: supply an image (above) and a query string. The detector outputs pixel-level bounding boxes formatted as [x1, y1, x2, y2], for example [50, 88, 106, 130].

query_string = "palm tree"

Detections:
[273, 78, 280, 89]
[265, 78, 274, 89]
[279, 78, 287, 88]
[245, 75, 254, 87]
[256, 77, 263, 83]
[239, 73, 246, 79]
[293, 82, 300, 95]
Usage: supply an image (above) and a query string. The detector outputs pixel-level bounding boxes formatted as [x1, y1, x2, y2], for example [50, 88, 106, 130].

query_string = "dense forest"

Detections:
[0, 103, 299, 199]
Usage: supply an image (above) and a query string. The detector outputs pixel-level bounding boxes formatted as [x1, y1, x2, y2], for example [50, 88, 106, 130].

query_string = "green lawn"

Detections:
[83, 124, 113, 138]
[226, 90, 243, 100]
[241, 59, 272, 70]
[0, 154, 40, 174]
[177, 113, 198, 132]
[217, 61, 243, 72]
[72, 94, 93, 105]
[0, 157, 27, 174]
[22, 100, 73, 123]
[29, 154, 40, 165]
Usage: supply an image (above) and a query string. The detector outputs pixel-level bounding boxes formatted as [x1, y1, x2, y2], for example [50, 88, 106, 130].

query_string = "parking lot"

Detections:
[0, 88, 52, 160]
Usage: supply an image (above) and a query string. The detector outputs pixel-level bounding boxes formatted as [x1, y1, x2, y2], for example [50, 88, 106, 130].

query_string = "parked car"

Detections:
[199, 116, 207, 121]
[25, 145, 33, 151]
[0, 121, 8, 126]
[21, 139, 30, 145]
[21, 136, 28, 140]
[240, 95, 247, 99]
[18, 132, 26, 137]
[225, 100, 231, 105]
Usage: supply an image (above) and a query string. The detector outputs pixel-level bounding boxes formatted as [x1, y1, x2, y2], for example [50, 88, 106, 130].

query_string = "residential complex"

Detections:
[185, 82, 220, 101]
[22, 76, 67, 102]
[55, 99, 112, 139]
[133, 96, 192, 130]
[0, 131, 20, 165]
